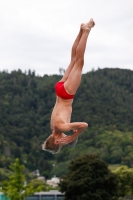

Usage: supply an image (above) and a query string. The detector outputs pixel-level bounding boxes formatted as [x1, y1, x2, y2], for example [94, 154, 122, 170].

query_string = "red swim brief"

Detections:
[55, 82, 75, 99]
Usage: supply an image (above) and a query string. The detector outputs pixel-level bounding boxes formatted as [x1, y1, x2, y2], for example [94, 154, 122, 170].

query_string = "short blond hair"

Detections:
[43, 135, 61, 154]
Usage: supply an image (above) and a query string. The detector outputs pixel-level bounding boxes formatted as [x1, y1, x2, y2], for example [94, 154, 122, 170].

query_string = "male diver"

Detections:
[42, 18, 95, 153]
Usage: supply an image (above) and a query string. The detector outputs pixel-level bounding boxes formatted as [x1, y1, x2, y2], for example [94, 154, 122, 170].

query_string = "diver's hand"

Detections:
[60, 136, 74, 145]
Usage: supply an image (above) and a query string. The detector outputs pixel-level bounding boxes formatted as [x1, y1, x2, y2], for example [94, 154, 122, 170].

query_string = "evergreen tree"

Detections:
[2, 158, 34, 200]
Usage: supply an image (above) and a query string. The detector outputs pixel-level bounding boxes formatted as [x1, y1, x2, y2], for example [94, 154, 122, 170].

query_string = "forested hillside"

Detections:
[0, 68, 133, 178]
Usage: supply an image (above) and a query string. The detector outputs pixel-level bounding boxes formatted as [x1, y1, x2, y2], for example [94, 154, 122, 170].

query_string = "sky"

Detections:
[0, 0, 133, 76]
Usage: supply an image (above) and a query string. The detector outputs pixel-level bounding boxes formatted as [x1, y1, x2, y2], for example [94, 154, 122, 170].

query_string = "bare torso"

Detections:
[50, 95, 88, 146]
[50, 96, 73, 133]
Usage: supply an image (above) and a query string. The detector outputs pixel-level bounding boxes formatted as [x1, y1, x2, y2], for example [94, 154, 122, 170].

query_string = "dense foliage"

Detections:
[2, 158, 53, 199]
[2, 158, 34, 200]
[60, 154, 118, 200]
[0, 68, 133, 177]
[114, 166, 133, 198]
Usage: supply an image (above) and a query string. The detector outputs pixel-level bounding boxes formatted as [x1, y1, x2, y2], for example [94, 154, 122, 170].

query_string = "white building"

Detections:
[46, 176, 60, 187]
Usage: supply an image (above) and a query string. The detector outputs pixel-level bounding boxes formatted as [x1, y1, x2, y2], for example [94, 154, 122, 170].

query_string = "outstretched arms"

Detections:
[58, 122, 88, 145]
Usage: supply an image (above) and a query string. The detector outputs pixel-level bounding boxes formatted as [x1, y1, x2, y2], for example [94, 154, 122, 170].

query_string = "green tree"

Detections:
[2, 158, 35, 200]
[60, 154, 118, 200]
[114, 166, 133, 198]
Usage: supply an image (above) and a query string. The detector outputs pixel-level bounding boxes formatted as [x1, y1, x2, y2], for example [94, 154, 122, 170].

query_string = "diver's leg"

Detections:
[60, 24, 84, 82]
[64, 19, 95, 94]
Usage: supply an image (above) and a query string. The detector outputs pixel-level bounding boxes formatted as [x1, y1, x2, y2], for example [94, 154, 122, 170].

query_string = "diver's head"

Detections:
[42, 134, 62, 154]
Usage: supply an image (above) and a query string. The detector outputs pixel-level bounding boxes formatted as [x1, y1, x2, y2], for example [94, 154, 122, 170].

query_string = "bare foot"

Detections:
[80, 23, 85, 29]
[82, 18, 95, 31]
[80, 23, 85, 33]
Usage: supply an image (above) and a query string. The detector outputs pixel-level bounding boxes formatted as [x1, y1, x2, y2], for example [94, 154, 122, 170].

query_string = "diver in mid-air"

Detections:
[42, 18, 95, 154]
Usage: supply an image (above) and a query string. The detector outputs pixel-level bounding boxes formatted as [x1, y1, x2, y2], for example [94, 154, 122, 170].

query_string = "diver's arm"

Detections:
[58, 122, 88, 145]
